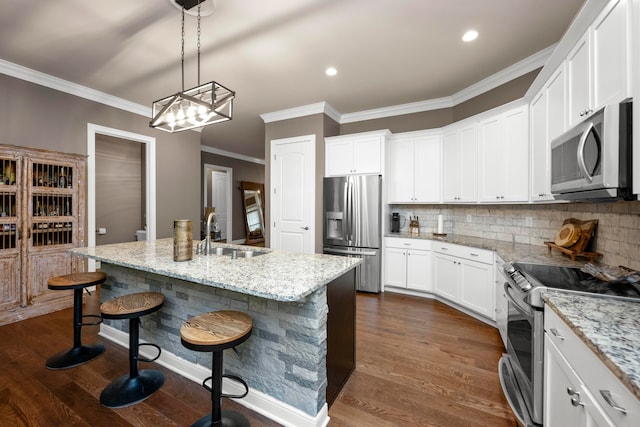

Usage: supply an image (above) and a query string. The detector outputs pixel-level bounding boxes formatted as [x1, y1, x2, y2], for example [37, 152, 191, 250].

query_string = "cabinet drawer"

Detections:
[433, 242, 493, 264]
[545, 308, 640, 426]
[384, 237, 431, 251]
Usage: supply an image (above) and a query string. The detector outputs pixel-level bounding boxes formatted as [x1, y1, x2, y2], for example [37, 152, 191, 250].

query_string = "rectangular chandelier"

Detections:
[150, 81, 235, 133]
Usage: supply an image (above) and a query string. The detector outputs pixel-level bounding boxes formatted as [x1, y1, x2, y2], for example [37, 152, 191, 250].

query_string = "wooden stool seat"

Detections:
[46, 272, 106, 370]
[100, 291, 165, 408]
[100, 292, 165, 319]
[48, 272, 106, 290]
[181, 310, 253, 351]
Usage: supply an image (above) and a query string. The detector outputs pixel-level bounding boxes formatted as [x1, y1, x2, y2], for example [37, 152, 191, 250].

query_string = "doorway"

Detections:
[203, 164, 232, 242]
[87, 124, 156, 271]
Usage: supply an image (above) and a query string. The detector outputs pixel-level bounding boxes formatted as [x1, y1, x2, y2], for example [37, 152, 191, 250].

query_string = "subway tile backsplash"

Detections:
[390, 201, 640, 270]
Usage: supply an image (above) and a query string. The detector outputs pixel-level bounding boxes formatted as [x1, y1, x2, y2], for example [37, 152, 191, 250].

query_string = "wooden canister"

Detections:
[173, 220, 193, 261]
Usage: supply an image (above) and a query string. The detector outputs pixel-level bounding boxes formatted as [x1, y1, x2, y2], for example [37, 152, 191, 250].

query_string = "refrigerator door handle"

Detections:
[347, 179, 353, 242]
[343, 180, 350, 242]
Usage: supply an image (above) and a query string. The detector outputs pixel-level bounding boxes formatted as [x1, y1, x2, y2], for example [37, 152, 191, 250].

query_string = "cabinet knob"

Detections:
[570, 395, 584, 407]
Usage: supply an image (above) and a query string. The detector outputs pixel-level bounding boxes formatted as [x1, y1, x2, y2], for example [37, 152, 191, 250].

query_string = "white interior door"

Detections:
[270, 135, 315, 253]
[211, 170, 228, 240]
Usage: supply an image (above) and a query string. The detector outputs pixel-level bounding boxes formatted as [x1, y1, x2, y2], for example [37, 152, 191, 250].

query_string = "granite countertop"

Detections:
[385, 231, 586, 267]
[70, 239, 360, 302]
[543, 292, 640, 401]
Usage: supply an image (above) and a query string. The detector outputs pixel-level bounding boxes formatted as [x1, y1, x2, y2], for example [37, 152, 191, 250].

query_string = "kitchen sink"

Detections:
[216, 247, 267, 258]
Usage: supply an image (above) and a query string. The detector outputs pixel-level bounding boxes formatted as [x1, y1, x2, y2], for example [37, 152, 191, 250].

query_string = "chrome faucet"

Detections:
[204, 211, 214, 255]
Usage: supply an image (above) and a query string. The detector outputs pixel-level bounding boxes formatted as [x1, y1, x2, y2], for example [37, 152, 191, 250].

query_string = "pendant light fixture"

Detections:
[150, 0, 234, 133]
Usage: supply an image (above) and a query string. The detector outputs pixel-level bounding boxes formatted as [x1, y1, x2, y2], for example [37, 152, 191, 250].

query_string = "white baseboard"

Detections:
[99, 325, 329, 427]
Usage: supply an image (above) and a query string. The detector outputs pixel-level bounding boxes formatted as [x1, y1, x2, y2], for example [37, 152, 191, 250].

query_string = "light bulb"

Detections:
[177, 108, 186, 125]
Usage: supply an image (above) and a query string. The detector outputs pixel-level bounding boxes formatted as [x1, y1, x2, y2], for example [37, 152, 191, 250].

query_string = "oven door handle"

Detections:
[499, 355, 536, 427]
[504, 282, 535, 317]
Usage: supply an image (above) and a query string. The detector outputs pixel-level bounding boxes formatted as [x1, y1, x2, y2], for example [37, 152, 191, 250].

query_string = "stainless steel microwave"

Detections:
[551, 98, 632, 201]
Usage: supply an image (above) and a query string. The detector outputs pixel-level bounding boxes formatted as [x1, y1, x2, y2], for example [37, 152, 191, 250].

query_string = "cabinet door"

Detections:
[384, 247, 407, 288]
[592, 0, 629, 109]
[459, 125, 479, 202]
[547, 64, 567, 142]
[387, 137, 415, 202]
[459, 259, 494, 319]
[413, 135, 441, 202]
[530, 90, 549, 201]
[406, 250, 431, 292]
[0, 155, 22, 313]
[442, 130, 462, 202]
[478, 116, 502, 201]
[325, 140, 354, 176]
[495, 267, 508, 347]
[501, 106, 529, 202]
[545, 337, 615, 427]
[433, 253, 457, 301]
[353, 136, 382, 174]
[567, 33, 592, 126]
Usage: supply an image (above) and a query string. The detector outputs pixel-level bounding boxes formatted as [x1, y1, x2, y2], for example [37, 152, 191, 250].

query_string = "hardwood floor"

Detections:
[0, 290, 517, 426]
[328, 292, 518, 427]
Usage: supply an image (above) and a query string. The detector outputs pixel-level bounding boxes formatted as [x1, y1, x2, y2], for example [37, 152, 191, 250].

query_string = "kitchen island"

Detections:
[70, 239, 360, 427]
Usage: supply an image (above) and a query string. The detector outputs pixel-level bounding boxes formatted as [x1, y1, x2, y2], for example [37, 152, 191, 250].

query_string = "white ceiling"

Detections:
[0, 0, 585, 159]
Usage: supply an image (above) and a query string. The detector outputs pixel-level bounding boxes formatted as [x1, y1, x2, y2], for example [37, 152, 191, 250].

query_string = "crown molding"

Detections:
[340, 97, 453, 124]
[451, 43, 555, 105]
[0, 59, 151, 117]
[200, 145, 266, 165]
[260, 101, 341, 124]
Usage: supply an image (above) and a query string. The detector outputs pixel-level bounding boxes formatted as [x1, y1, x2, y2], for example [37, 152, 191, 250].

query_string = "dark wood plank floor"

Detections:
[0, 290, 516, 426]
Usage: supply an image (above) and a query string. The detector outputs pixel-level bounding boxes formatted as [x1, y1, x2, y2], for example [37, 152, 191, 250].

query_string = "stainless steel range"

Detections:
[498, 262, 640, 426]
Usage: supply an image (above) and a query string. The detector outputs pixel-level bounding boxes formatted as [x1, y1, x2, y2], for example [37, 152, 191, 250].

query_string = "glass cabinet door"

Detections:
[29, 161, 75, 249]
[0, 155, 22, 311]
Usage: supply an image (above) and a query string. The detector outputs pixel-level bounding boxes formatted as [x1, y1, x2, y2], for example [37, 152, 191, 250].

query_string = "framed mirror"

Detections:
[241, 181, 265, 245]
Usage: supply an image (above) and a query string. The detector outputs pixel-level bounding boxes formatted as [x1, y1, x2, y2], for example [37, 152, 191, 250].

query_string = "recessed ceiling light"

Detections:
[462, 30, 478, 42]
[326, 67, 338, 77]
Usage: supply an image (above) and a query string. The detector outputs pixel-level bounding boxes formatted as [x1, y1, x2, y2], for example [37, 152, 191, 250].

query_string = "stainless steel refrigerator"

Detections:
[323, 175, 381, 293]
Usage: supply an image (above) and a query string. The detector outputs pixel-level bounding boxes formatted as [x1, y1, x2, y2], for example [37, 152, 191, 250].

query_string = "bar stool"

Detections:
[46, 272, 106, 370]
[181, 310, 253, 427]
[99, 291, 165, 408]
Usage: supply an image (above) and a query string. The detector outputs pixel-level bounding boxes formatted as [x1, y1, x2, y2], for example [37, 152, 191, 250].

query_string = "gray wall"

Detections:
[0, 73, 201, 242]
[95, 134, 144, 245]
[264, 113, 340, 252]
[200, 152, 265, 242]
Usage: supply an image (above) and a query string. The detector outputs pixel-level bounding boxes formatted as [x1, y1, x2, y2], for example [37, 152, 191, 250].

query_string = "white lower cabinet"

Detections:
[545, 308, 639, 427]
[494, 257, 509, 347]
[433, 242, 495, 319]
[383, 238, 431, 292]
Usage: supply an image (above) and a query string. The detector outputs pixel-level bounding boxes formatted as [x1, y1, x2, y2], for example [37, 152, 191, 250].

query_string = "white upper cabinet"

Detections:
[325, 130, 388, 176]
[443, 123, 478, 203]
[387, 131, 441, 203]
[531, 65, 566, 202]
[567, 0, 630, 126]
[530, 90, 550, 201]
[478, 104, 529, 202]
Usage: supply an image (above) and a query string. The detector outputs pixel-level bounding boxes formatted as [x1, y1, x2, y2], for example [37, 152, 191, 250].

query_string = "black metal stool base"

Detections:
[191, 410, 250, 427]
[46, 343, 105, 370]
[100, 369, 165, 408]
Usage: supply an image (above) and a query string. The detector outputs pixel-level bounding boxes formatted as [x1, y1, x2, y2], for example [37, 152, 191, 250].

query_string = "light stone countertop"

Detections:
[70, 239, 360, 302]
[385, 232, 587, 267]
[543, 292, 640, 401]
